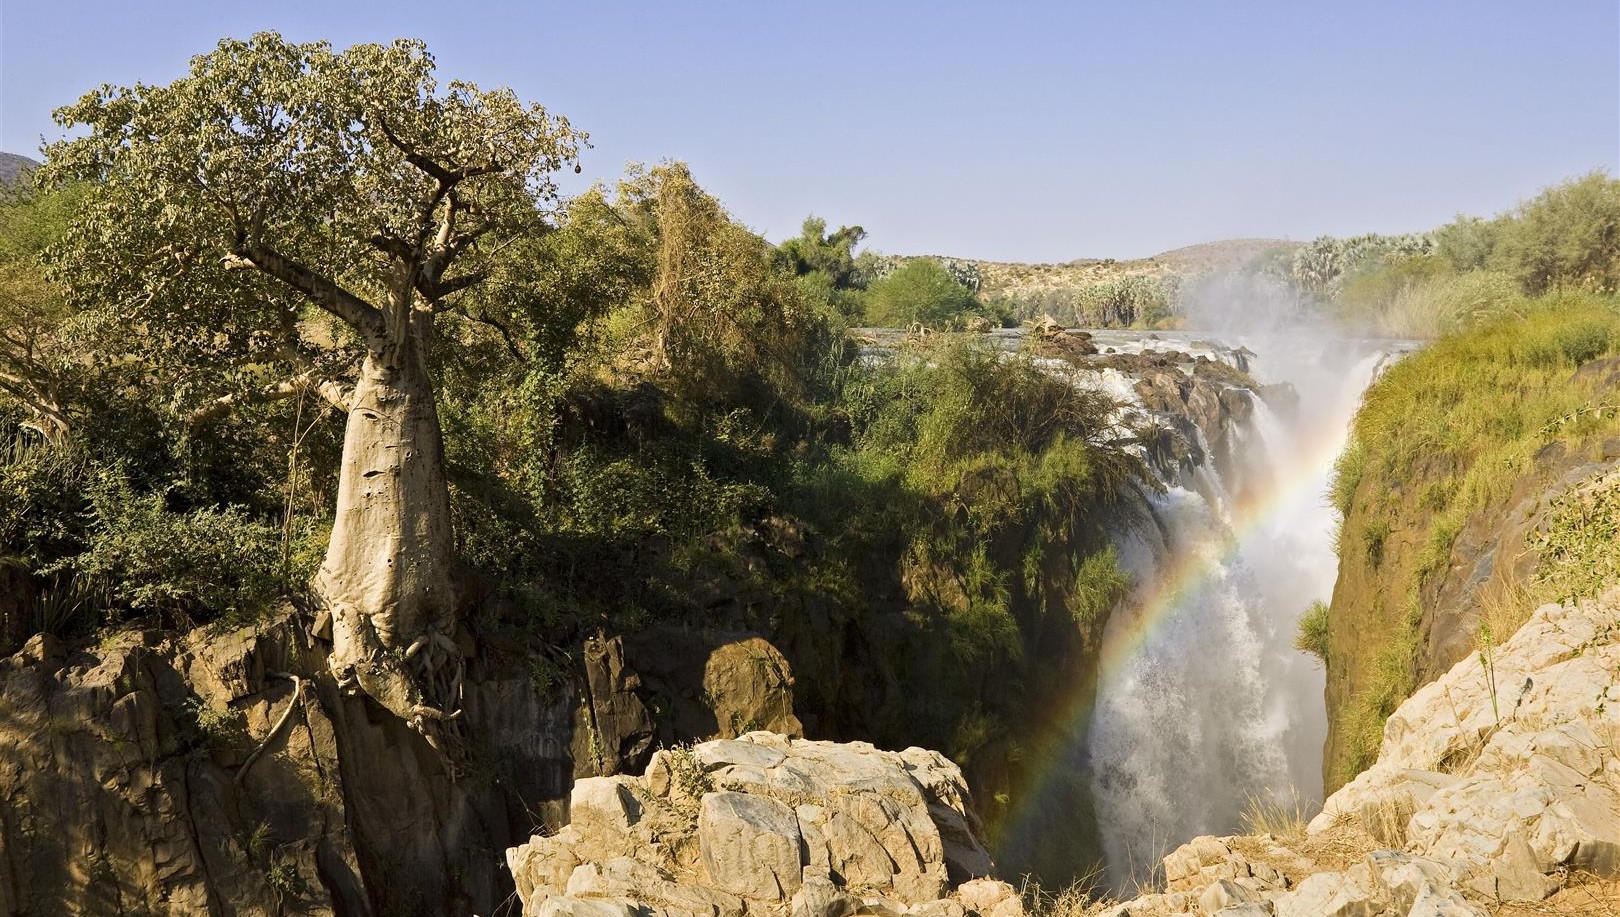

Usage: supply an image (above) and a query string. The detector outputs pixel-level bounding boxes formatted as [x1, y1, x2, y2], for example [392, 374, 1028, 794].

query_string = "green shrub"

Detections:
[1533, 469, 1620, 603]
[863, 258, 979, 327]
[1491, 171, 1620, 295]
[1070, 546, 1131, 626]
[73, 471, 285, 624]
[1294, 600, 1331, 663]
[0, 434, 90, 567]
[186, 697, 248, 748]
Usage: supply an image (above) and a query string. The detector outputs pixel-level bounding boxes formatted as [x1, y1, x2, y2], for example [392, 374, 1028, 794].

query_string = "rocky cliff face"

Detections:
[0, 610, 801, 914]
[1091, 590, 1620, 917]
[1324, 435, 1620, 791]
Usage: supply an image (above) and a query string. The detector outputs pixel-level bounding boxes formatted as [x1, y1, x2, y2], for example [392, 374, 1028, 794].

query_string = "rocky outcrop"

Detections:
[507, 733, 1018, 917]
[1102, 835, 1483, 917]
[572, 629, 805, 779]
[0, 609, 808, 914]
[1324, 405, 1620, 791]
[0, 617, 380, 915]
[1312, 591, 1620, 902]
[1096, 591, 1620, 917]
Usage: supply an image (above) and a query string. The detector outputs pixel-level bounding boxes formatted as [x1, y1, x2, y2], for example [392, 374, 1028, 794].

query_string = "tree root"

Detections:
[234, 672, 304, 789]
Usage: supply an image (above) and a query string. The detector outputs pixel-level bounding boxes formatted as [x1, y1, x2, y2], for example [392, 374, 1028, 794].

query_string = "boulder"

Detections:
[622, 627, 804, 743]
[507, 733, 1000, 917]
[1272, 863, 1385, 917]
[1199, 878, 1262, 912]
[791, 874, 860, 917]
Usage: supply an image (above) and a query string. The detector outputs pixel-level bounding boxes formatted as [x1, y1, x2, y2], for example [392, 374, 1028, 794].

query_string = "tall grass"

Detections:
[1330, 293, 1620, 784]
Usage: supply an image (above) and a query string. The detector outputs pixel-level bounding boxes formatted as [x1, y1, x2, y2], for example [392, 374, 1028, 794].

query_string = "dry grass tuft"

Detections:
[1019, 870, 1114, 917]
[1239, 789, 1311, 844]
[1493, 872, 1620, 916]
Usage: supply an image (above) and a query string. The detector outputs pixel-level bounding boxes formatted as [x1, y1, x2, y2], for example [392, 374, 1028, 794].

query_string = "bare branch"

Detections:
[230, 242, 387, 344]
[373, 116, 503, 187]
[464, 309, 527, 362]
[187, 368, 353, 427]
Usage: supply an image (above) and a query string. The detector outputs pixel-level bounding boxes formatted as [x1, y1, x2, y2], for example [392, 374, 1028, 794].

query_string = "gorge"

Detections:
[1, 34, 1617, 912]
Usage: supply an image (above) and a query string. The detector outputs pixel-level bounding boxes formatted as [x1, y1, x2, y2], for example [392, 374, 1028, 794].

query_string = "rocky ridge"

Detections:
[1094, 590, 1620, 917]
[507, 732, 1024, 917]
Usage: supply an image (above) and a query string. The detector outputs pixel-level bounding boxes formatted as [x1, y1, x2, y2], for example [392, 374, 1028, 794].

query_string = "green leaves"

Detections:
[35, 30, 588, 424]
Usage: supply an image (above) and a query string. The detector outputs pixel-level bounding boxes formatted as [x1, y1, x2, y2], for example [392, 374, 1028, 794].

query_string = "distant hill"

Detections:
[1147, 237, 1297, 271]
[0, 152, 41, 188]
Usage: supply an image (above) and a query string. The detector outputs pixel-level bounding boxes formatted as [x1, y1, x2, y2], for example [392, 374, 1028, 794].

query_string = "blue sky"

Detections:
[2, 1, 1616, 260]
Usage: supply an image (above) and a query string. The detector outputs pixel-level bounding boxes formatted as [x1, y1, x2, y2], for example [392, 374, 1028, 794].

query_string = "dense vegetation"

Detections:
[0, 35, 1154, 878]
[1315, 174, 1620, 785]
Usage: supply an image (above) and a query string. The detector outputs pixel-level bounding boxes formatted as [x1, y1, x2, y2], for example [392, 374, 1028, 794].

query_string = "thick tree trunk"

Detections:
[317, 313, 461, 724]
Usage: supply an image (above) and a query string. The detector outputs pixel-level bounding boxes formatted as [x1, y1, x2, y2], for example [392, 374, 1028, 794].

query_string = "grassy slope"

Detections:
[1323, 294, 1620, 789]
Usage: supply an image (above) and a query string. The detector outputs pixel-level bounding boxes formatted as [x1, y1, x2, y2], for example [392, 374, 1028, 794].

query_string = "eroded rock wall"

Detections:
[0, 611, 803, 914]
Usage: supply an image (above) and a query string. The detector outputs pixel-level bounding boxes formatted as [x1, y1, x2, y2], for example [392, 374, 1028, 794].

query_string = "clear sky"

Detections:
[2, 1, 1616, 261]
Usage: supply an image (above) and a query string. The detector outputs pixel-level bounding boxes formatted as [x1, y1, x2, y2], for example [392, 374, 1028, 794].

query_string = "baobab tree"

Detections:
[41, 33, 585, 730]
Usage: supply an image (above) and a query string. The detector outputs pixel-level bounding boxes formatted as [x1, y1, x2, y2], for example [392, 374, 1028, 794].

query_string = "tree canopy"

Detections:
[40, 33, 585, 413]
[863, 257, 979, 327]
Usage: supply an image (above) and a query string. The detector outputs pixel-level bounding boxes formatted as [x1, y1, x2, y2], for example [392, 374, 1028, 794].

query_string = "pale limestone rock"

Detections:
[1272, 863, 1386, 917]
[791, 875, 858, 917]
[572, 776, 644, 832]
[1404, 884, 1486, 916]
[955, 878, 1018, 914]
[1476, 832, 1559, 903]
[537, 897, 643, 917]
[984, 894, 1024, 917]
[567, 857, 745, 916]
[1199, 878, 1262, 912]
[699, 791, 803, 900]
[509, 733, 994, 916]
[1364, 850, 1456, 913]
[1312, 593, 1620, 894]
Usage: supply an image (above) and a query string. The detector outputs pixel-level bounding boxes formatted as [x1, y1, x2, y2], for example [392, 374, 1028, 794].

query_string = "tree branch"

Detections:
[464, 309, 527, 362]
[421, 270, 486, 305]
[373, 116, 503, 187]
[368, 233, 415, 261]
[187, 368, 353, 427]
[225, 243, 387, 345]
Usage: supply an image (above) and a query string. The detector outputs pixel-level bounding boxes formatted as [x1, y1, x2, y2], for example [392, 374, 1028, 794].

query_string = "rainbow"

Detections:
[992, 411, 1359, 865]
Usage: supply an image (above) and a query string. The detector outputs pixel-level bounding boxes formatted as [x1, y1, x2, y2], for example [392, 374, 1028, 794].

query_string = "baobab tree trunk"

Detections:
[316, 311, 461, 726]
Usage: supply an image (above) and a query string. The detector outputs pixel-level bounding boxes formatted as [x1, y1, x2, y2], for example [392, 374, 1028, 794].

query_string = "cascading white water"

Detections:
[1086, 338, 1391, 890]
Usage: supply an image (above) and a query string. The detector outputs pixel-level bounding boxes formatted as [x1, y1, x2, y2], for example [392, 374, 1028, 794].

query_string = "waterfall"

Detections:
[1085, 338, 1392, 890]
